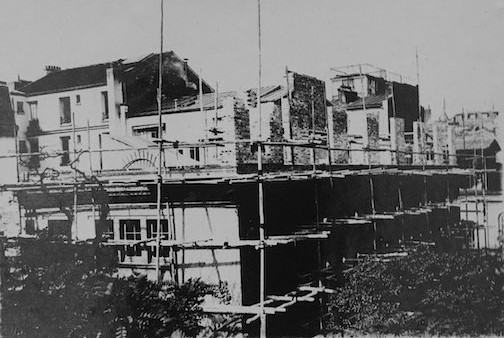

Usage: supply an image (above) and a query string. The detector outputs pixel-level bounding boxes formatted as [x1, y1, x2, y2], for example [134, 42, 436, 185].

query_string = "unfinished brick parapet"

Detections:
[366, 111, 380, 164]
[390, 117, 406, 165]
[234, 98, 254, 165]
[331, 109, 349, 163]
[267, 100, 284, 164]
[289, 73, 327, 165]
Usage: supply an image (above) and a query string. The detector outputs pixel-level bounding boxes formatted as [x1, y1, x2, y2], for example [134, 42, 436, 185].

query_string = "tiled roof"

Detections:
[454, 130, 499, 151]
[345, 95, 386, 110]
[21, 51, 211, 97]
[22, 63, 113, 95]
[133, 91, 237, 117]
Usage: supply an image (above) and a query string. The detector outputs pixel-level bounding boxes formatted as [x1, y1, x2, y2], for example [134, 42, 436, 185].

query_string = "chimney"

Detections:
[45, 65, 61, 75]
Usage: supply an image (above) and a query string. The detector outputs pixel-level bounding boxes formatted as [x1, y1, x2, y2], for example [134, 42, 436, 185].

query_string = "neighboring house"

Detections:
[452, 110, 499, 132]
[331, 64, 436, 165]
[424, 112, 456, 166]
[454, 129, 501, 186]
[16, 52, 213, 178]
[0, 83, 23, 236]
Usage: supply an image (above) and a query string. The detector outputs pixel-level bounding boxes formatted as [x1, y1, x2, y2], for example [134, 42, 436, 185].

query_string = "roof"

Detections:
[454, 129, 500, 151]
[20, 51, 212, 98]
[345, 95, 386, 110]
[0, 85, 16, 137]
[22, 62, 113, 95]
[133, 91, 237, 118]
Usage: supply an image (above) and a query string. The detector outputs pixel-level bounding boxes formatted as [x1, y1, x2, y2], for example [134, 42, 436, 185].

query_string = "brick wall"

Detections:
[234, 98, 254, 165]
[266, 100, 284, 164]
[390, 117, 407, 165]
[367, 111, 380, 164]
[289, 73, 327, 165]
[332, 109, 349, 163]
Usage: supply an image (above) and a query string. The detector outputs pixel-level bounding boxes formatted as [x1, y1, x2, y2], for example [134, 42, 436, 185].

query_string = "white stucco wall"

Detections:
[127, 97, 239, 167]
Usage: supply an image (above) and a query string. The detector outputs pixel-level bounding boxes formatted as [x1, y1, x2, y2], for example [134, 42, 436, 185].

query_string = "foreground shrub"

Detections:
[327, 247, 504, 336]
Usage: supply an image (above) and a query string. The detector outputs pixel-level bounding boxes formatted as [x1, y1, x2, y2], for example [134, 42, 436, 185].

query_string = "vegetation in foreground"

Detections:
[326, 246, 504, 336]
[2, 235, 235, 338]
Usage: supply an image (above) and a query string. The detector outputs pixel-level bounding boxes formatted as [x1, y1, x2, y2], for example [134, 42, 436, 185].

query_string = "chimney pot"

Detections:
[45, 65, 61, 75]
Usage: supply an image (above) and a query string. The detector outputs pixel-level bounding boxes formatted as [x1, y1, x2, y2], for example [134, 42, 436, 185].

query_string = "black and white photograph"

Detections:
[0, 0, 503, 337]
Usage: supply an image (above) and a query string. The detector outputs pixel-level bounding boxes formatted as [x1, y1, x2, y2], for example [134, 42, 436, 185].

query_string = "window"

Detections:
[443, 146, 449, 164]
[189, 147, 200, 161]
[369, 80, 377, 95]
[76, 134, 81, 144]
[76, 95, 81, 105]
[426, 149, 434, 161]
[28, 138, 40, 169]
[18, 140, 27, 154]
[146, 219, 169, 239]
[28, 101, 38, 119]
[48, 219, 71, 238]
[119, 219, 141, 240]
[60, 136, 70, 166]
[95, 219, 114, 239]
[17, 101, 24, 114]
[101, 91, 109, 120]
[25, 219, 35, 235]
[59, 97, 71, 124]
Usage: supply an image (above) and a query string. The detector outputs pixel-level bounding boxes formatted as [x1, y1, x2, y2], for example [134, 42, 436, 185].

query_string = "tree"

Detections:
[326, 246, 504, 336]
[3, 236, 117, 337]
[110, 276, 234, 338]
[3, 236, 235, 338]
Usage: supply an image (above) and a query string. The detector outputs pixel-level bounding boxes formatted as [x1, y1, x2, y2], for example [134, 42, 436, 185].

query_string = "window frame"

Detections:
[101, 91, 109, 121]
[146, 219, 169, 239]
[16, 101, 25, 115]
[119, 219, 141, 241]
[59, 97, 72, 125]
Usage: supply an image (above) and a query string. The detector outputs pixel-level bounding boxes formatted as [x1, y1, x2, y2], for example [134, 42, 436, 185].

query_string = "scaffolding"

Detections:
[2, 114, 496, 336]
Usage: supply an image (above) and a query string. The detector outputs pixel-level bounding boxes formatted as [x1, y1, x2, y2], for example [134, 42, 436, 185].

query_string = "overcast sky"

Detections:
[1, 0, 503, 117]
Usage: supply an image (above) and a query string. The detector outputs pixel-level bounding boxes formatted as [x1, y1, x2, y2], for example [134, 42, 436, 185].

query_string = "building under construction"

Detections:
[0, 55, 498, 335]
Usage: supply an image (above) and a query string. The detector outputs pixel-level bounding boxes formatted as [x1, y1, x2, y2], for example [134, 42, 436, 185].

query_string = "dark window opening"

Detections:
[48, 219, 71, 238]
[101, 91, 109, 120]
[60, 136, 70, 166]
[17, 101, 24, 114]
[18, 140, 27, 154]
[28, 138, 40, 169]
[95, 219, 114, 240]
[25, 219, 35, 235]
[59, 97, 71, 124]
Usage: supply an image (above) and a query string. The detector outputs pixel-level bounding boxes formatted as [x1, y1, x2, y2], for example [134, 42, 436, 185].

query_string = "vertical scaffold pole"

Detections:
[257, 1, 266, 337]
[155, 0, 164, 283]
[322, 83, 334, 187]
[398, 182, 406, 247]
[72, 110, 78, 240]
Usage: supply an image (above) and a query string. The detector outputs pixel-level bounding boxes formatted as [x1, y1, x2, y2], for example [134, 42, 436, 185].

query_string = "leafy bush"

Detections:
[327, 247, 504, 336]
[3, 237, 233, 337]
[111, 276, 232, 338]
[3, 237, 117, 337]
